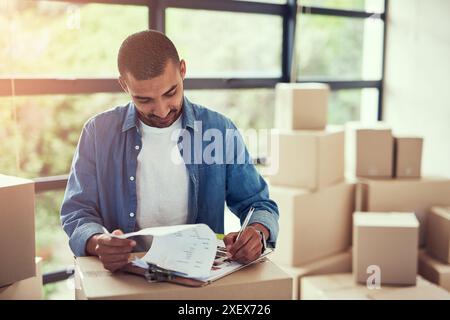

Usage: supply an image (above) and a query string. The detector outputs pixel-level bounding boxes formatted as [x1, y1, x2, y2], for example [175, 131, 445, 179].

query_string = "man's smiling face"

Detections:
[119, 59, 186, 128]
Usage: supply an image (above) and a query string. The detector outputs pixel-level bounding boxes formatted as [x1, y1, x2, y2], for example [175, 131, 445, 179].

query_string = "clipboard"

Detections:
[122, 262, 208, 287]
[122, 247, 274, 288]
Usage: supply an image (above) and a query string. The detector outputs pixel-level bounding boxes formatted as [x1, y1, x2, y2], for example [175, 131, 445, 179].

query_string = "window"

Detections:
[186, 89, 275, 130]
[167, 9, 282, 77]
[295, 0, 386, 122]
[35, 190, 69, 298]
[296, 14, 384, 79]
[328, 88, 379, 124]
[0, 93, 129, 178]
[1, 1, 148, 77]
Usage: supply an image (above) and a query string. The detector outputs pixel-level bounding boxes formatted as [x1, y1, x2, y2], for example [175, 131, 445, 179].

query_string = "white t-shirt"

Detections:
[136, 115, 189, 249]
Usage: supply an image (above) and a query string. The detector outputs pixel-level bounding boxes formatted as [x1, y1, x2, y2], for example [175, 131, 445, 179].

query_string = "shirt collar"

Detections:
[121, 101, 137, 132]
[181, 96, 196, 131]
[121, 96, 195, 133]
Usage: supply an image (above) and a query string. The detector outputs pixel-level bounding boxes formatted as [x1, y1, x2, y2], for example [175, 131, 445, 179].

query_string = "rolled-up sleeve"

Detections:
[60, 119, 104, 256]
[224, 120, 279, 247]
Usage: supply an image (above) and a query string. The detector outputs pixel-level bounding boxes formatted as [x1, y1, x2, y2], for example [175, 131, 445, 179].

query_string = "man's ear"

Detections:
[118, 76, 128, 93]
[180, 59, 186, 80]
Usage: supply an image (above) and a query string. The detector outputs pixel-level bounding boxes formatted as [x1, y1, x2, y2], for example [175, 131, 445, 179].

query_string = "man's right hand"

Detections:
[86, 229, 136, 272]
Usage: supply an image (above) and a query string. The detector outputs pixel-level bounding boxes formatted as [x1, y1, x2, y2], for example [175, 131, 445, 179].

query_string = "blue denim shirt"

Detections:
[60, 96, 279, 256]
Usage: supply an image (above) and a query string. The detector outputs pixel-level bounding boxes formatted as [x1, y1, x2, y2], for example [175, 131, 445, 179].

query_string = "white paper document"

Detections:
[105, 224, 272, 282]
[105, 224, 195, 239]
[192, 240, 245, 282]
[192, 240, 273, 282]
[105, 224, 217, 279]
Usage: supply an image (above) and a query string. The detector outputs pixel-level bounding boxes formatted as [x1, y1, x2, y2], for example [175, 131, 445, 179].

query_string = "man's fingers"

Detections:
[112, 229, 124, 236]
[95, 244, 133, 255]
[227, 228, 254, 256]
[98, 236, 135, 247]
[232, 236, 260, 261]
[223, 232, 238, 247]
[99, 253, 131, 264]
[103, 261, 128, 273]
[97, 234, 136, 247]
[232, 241, 261, 264]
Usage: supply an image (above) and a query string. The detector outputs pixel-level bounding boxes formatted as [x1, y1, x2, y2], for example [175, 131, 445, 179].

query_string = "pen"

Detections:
[236, 206, 255, 242]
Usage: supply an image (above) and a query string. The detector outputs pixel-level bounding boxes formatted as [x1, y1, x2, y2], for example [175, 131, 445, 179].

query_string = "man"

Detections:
[61, 30, 279, 272]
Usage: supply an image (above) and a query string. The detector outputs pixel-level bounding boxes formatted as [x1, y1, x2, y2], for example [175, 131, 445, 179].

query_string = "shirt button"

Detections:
[129, 212, 135, 218]
[135, 145, 140, 150]
[129, 176, 135, 181]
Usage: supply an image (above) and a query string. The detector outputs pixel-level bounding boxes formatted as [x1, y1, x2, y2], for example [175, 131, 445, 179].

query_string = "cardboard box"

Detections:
[394, 137, 423, 178]
[301, 273, 445, 300]
[353, 212, 419, 286]
[356, 177, 450, 246]
[301, 273, 370, 300]
[0, 258, 43, 300]
[74, 259, 86, 300]
[419, 250, 450, 292]
[75, 254, 292, 300]
[268, 127, 344, 190]
[367, 283, 450, 300]
[356, 128, 393, 178]
[345, 121, 390, 179]
[270, 181, 355, 266]
[426, 207, 450, 263]
[0, 174, 36, 286]
[275, 82, 329, 130]
[280, 250, 352, 300]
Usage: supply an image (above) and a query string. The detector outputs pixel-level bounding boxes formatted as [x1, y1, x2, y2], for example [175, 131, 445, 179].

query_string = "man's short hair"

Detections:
[118, 30, 180, 80]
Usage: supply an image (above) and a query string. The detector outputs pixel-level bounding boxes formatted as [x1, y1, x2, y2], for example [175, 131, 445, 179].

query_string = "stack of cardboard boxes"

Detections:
[267, 83, 353, 299]
[268, 86, 450, 299]
[0, 174, 43, 300]
[301, 274, 450, 300]
[352, 123, 450, 246]
[299, 123, 450, 299]
[301, 211, 448, 299]
[352, 122, 450, 289]
[347, 122, 424, 179]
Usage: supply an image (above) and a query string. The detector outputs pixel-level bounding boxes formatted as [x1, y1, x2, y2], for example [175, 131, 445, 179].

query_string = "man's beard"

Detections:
[141, 100, 183, 128]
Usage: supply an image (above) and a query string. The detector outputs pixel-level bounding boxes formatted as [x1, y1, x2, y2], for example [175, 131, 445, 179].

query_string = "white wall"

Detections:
[384, 0, 450, 178]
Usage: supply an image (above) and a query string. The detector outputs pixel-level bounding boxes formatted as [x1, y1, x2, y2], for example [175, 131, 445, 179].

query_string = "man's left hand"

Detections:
[223, 224, 268, 264]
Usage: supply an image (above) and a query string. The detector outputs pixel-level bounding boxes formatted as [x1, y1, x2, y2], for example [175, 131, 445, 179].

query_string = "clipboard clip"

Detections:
[137, 262, 206, 287]
[142, 263, 177, 283]
[123, 259, 205, 287]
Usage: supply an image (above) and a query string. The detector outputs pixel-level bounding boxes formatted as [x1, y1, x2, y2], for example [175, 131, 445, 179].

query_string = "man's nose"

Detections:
[152, 103, 171, 119]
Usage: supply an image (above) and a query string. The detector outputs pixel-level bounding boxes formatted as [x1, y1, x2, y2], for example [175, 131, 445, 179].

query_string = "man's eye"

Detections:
[166, 90, 176, 97]
[138, 99, 150, 104]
